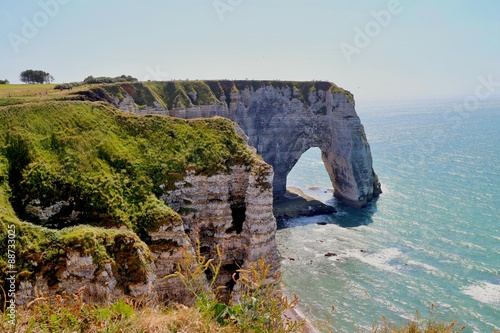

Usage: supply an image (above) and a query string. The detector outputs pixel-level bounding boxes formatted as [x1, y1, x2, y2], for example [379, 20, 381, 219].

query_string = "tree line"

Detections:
[19, 70, 54, 84]
[4, 70, 139, 85]
[83, 75, 138, 84]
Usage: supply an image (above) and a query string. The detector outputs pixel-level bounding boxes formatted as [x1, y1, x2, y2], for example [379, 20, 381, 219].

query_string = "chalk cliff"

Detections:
[0, 102, 278, 305]
[90, 80, 381, 208]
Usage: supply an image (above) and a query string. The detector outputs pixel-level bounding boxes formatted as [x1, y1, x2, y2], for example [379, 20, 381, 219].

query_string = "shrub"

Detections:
[165, 241, 306, 333]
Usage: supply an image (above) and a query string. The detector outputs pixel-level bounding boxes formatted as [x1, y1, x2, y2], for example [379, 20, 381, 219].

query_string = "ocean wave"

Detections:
[405, 260, 440, 273]
[347, 247, 405, 274]
[461, 281, 500, 305]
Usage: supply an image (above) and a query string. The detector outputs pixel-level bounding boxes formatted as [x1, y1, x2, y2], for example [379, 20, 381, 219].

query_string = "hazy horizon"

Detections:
[2, 0, 500, 102]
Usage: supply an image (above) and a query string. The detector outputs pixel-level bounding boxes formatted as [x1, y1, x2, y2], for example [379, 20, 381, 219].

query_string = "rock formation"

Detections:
[92, 80, 381, 208]
[0, 102, 279, 305]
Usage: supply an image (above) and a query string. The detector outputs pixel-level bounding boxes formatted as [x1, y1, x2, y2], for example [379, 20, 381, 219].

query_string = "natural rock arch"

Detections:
[228, 85, 381, 207]
[94, 80, 382, 207]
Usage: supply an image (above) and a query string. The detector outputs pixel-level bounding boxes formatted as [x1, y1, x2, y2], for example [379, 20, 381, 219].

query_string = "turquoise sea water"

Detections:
[277, 98, 500, 332]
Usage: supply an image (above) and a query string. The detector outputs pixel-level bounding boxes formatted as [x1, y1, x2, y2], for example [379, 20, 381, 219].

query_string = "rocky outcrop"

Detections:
[273, 187, 336, 219]
[0, 103, 279, 306]
[97, 81, 381, 208]
[15, 227, 157, 305]
[11, 162, 279, 306]
[161, 162, 280, 301]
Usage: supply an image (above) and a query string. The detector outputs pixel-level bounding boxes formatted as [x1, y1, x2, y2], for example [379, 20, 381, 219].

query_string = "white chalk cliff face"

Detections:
[16, 160, 279, 305]
[226, 86, 381, 208]
[110, 82, 381, 208]
[161, 163, 280, 302]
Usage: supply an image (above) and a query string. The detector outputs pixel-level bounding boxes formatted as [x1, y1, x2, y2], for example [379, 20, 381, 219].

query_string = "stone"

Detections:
[273, 186, 336, 218]
[97, 81, 381, 208]
[161, 161, 280, 302]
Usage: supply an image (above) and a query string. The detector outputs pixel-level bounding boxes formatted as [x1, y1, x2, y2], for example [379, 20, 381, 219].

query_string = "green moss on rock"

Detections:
[0, 101, 253, 230]
[89, 80, 354, 110]
[0, 99, 259, 299]
[0, 219, 152, 288]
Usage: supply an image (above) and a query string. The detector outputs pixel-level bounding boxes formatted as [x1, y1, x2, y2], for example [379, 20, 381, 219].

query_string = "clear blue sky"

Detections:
[1, 0, 499, 101]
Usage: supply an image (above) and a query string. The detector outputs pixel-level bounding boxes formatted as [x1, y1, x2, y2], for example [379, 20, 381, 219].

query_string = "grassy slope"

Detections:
[0, 84, 56, 97]
[0, 96, 254, 289]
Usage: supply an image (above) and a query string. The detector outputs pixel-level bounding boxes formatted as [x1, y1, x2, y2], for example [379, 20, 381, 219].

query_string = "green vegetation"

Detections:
[89, 80, 354, 110]
[84, 75, 138, 85]
[0, 97, 256, 296]
[0, 84, 56, 98]
[1, 242, 306, 333]
[0, 220, 153, 292]
[53, 82, 83, 90]
[165, 243, 305, 333]
[52, 74, 138, 91]
[19, 70, 53, 85]
[0, 79, 9, 85]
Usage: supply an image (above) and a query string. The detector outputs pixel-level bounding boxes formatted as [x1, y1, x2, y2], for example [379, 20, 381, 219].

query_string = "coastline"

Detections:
[273, 186, 336, 219]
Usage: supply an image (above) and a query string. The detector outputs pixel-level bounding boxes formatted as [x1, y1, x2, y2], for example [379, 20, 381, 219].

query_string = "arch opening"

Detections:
[273, 147, 337, 219]
[285, 147, 334, 202]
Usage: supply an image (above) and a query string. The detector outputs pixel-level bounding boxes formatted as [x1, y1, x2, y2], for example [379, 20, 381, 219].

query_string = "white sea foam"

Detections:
[405, 260, 440, 273]
[347, 247, 405, 274]
[462, 281, 500, 305]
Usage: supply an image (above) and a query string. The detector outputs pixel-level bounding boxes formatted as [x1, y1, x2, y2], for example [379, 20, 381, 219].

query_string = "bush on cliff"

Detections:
[0, 100, 253, 229]
[0, 100, 255, 299]
[83, 75, 138, 84]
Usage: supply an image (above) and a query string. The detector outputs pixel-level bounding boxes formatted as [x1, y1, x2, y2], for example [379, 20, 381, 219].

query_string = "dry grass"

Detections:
[0, 84, 56, 97]
[1, 244, 307, 333]
[3, 297, 240, 333]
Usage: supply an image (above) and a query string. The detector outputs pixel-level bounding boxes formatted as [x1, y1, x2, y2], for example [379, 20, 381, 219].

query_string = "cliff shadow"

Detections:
[276, 196, 378, 230]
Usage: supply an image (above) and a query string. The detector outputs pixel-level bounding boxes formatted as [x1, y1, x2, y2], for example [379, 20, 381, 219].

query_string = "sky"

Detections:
[1, 0, 500, 101]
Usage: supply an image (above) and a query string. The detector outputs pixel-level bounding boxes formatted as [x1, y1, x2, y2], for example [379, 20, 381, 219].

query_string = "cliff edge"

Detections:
[0, 101, 279, 304]
[84, 80, 381, 208]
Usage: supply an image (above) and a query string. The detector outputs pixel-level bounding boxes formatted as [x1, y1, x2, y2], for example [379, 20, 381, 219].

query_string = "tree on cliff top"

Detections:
[83, 74, 138, 84]
[19, 69, 54, 84]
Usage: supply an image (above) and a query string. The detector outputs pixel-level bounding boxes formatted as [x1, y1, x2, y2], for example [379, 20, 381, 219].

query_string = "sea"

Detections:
[277, 98, 500, 332]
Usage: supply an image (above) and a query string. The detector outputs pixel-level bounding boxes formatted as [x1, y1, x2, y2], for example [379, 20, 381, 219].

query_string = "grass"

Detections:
[0, 98, 258, 296]
[1, 243, 307, 333]
[0, 84, 56, 97]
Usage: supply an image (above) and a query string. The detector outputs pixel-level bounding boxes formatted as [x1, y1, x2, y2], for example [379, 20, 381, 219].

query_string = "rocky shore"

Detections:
[273, 186, 336, 219]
